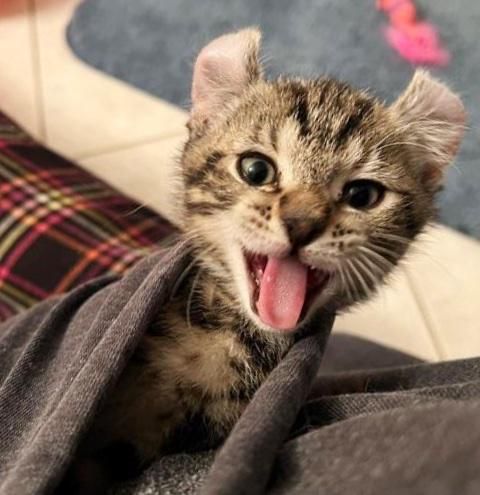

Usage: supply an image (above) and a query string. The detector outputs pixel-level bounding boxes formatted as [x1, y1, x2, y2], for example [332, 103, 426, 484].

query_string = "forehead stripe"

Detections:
[289, 84, 310, 138]
[335, 100, 374, 148]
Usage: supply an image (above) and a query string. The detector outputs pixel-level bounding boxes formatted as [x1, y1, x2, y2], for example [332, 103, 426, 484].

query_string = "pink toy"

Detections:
[377, 0, 450, 66]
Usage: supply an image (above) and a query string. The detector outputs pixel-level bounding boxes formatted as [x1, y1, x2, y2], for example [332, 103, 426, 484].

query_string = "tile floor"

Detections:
[1, 0, 479, 361]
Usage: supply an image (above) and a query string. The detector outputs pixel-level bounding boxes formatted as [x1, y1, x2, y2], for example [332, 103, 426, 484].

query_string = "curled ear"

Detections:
[190, 28, 263, 130]
[390, 70, 466, 190]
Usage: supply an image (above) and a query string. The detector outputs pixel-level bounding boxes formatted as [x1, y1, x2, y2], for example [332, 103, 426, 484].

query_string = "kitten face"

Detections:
[180, 29, 465, 334]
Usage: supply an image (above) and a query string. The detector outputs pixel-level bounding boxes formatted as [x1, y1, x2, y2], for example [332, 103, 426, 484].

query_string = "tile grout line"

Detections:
[26, 0, 47, 142]
[403, 266, 448, 361]
[74, 130, 187, 161]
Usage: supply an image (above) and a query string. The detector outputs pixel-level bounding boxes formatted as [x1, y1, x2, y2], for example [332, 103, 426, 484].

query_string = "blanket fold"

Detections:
[3, 238, 480, 495]
[110, 352, 480, 495]
[201, 355, 480, 495]
[0, 241, 191, 495]
[201, 313, 334, 495]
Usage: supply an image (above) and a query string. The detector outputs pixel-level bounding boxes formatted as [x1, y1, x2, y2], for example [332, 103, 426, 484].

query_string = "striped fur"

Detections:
[82, 29, 465, 485]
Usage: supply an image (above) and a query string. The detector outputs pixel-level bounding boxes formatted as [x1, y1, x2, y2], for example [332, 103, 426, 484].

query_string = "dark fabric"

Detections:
[0, 111, 173, 322]
[0, 235, 337, 495]
[67, 0, 480, 238]
[114, 452, 215, 495]
[3, 239, 480, 495]
[112, 334, 424, 495]
[270, 401, 480, 495]
[199, 356, 480, 495]
[111, 350, 480, 495]
[202, 314, 335, 495]
[319, 333, 423, 374]
[0, 240, 191, 495]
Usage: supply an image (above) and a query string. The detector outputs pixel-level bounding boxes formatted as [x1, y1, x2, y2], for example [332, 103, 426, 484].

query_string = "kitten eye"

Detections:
[238, 155, 276, 186]
[342, 180, 385, 210]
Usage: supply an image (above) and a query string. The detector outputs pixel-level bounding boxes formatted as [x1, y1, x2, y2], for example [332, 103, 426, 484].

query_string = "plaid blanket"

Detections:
[0, 112, 173, 321]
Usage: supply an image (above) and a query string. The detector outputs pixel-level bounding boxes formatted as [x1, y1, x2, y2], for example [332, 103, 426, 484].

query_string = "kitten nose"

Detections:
[279, 190, 330, 249]
[284, 217, 327, 249]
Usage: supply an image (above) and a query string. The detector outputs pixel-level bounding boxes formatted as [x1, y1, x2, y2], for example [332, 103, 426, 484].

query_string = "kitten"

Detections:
[69, 28, 465, 490]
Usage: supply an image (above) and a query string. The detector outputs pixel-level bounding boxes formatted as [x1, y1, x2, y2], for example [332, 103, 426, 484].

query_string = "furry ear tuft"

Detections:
[391, 70, 466, 190]
[190, 28, 263, 129]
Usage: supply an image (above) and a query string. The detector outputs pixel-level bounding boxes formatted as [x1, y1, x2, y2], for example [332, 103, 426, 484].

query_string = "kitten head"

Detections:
[180, 28, 465, 333]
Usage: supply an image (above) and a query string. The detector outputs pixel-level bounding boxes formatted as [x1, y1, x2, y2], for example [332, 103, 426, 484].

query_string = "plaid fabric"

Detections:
[0, 112, 174, 322]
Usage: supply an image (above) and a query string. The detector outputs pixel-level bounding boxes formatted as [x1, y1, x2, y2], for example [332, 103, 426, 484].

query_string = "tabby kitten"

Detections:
[76, 28, 465, 487]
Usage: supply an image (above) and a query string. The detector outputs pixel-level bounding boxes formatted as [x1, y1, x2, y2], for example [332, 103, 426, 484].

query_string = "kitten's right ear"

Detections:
[190, 28, 263, 130]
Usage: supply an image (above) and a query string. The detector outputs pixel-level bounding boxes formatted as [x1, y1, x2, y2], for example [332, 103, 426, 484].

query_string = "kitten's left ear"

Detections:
[390, 70, 466, 190]
[190, 28, 263, 130]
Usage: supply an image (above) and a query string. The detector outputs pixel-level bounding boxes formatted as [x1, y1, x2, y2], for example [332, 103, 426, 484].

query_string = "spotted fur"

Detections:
[73, 29, 465, 488]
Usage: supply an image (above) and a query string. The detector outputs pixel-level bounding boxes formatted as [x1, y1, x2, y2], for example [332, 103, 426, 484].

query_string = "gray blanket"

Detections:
[2, 238, 480, 494]
[117, 357, 480, 495]
[0, 241, 192, 494]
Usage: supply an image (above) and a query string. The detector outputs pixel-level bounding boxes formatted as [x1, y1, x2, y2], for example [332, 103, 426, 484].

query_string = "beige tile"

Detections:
[334, 266, 439, 361]
[80, 132, 187, 225]
[0, 0, 41, 138]
[34, 0, 188, 158]
[405, 224, 480, 360]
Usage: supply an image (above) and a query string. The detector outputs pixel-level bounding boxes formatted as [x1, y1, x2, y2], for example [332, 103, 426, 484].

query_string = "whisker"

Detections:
[359, 245, 396, 272]
[372, 119, 419, 149]
[337, 264, 350, 302]
[338, 263, 354, 303]
[377, 140, 436, 153]
[122, 203, 149, 217]
[375, 233, 453, 277]
[376, 141, 457, 173]
[357, 251, 385, 279]
[374, 118, 466, 154]
[367, 242, 402, 261]
[355, 255, 383, 295]
[186, 269, 203, 329]
[170, 257, 198, 301]
[170, 242, 217, 300]
[347, 258, 371, 298]
[371, 232, 411, 245]
[345, 260, 358, 301]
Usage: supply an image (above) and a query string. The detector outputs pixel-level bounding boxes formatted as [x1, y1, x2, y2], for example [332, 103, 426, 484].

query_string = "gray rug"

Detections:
[67, 0, 480, 238]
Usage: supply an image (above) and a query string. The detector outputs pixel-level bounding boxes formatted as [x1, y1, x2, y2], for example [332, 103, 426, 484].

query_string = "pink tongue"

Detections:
[256, 256, 308, 330]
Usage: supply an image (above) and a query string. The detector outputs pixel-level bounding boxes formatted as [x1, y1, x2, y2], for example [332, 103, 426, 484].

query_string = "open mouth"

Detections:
[244, 251, 332, 332]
